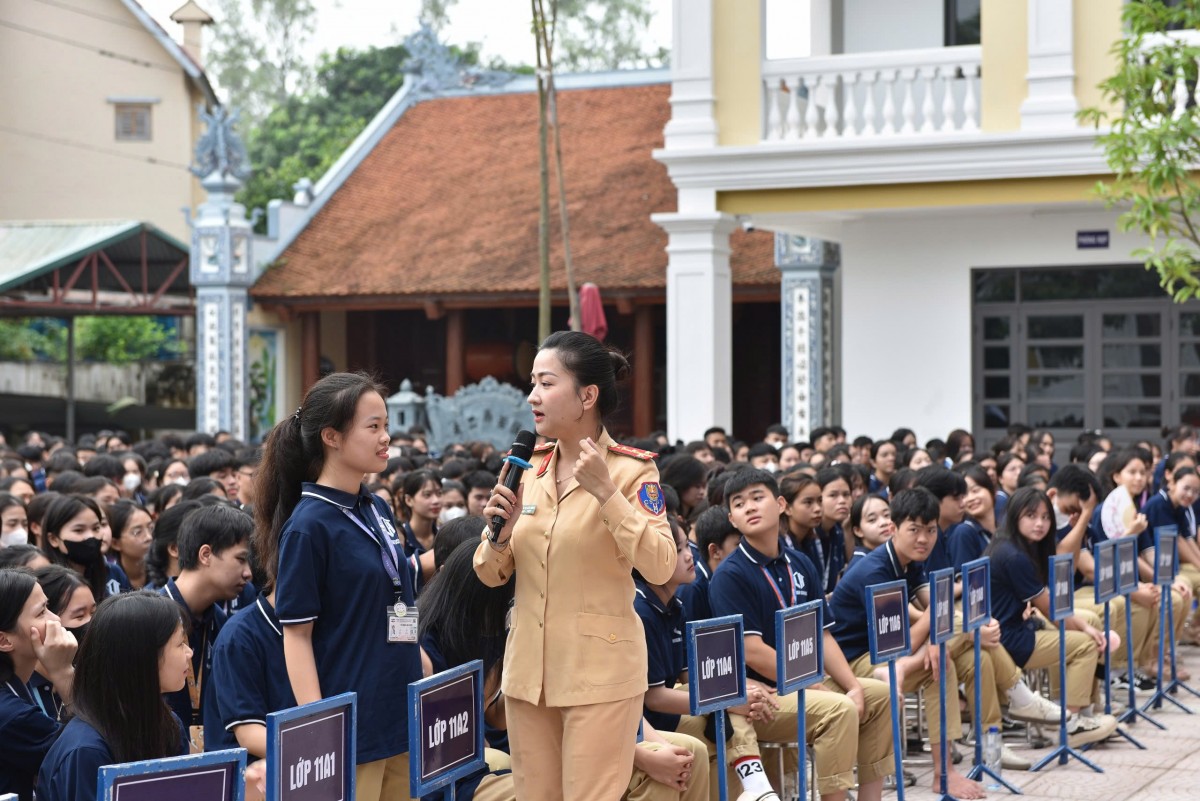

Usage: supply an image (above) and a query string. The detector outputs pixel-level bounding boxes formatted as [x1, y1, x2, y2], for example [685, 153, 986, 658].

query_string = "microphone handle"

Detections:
[488, 455, 533, 543]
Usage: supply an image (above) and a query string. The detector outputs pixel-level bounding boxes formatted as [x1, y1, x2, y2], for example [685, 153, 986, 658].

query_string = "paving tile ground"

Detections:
[873, 647, 1200, 801]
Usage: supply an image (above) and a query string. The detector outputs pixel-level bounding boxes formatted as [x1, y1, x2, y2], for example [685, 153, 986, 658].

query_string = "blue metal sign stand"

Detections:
[928, 567, 958, 801]
[266, 691, 357, 801]
[1030, 554, 1102, 774]
[1141, 527, 1199, 713]
[408, 660, 487, 801]
[97, 747, 247, 801]
[687, 615, 748, 801]
[960, 558, 1020, 794]
[1113, 537, 1165, 730]
[866, 579, 911, 801]
[1089, 539, 1144, 750]
[775, 600, 824, 801]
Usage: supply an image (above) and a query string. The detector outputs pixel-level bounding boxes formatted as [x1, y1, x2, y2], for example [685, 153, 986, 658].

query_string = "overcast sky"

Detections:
[141, 0, 672, 69]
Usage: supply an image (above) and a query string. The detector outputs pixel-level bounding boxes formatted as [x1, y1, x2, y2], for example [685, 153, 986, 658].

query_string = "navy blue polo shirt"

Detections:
[160, 577, 226, 732]
[847, 544, 871, 569]
[1141, 490, 1189, 558]
[220, 581, 259, 616]
[206, 594, 296, 753]
[946, 519, 991, 578]
[798, 524, 846, 595]
[830, 540, 927, 662]
[37, 714, 187, 801]
[868, 474, 886, 497]
[0, 677, 61, 801]
[923, 523, 953, 576]
[988, 540, 1047, 667]
[26, 671, 64, 725]
[104, 561, 130, 598]
[275, 482, 421, 763]
[677, 541, 713, 623]
[634, 581, 687, 733]
[994, 491, 1009, 529]
[1054, 520, 1091, 589]
[401, 521, 437, 558]
[708, 539, 831, 686]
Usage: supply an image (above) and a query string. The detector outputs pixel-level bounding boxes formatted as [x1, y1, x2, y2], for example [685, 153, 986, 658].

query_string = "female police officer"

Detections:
[476, 331, 678, 800]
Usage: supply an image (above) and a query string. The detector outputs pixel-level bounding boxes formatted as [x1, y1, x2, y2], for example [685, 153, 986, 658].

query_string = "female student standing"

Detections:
[396, 469, 442, 557]
[257, 372, 422, 801]
[37, 592, 190, 801]
[476, 331, 677, 801]
[39, 495, 125, 600]
[107, 500, 154, 590]
[1, 493, 29, 548]
[0, 568, 77, 801]
[27, 566, 95, 722]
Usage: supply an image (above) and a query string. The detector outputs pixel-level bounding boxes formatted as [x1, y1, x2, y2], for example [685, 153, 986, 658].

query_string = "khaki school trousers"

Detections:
[850, 650, 964, 743]
[354, 752, 415, 801]
[625, 731, 711, 801]
[1022, 628, 1099, 709]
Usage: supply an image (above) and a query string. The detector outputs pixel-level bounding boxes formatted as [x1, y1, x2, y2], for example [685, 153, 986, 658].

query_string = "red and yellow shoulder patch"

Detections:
[608, 443, 657, 461]
[535, 448, 555, 477]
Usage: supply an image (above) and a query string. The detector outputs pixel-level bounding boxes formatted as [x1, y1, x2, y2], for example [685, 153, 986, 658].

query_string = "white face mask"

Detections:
[438, 506, 467, 525]
[762, 461, 779, 474]
[1, 528, 29, 547]
[122, 473, 142, 492]
[172, 476, 189, 487]
[1052, 500, 1071, 531]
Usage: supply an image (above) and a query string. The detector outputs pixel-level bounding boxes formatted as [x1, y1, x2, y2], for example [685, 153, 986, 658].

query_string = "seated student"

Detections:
[39, 495, 126, 600]
[0, 568, 76, 801]
[710, 469, 894, 801]
[1135, 464, 1196, 661]
[845, 494, 894, 569]
[637, 516, 780, 800]
[396, 468, 442, 557]
[160, 503, 254, 751]
[806, 468, 850, 595]
[985, 487, 1117, 747]
[37, 592, 190, 801]
[187, 448, 241, 505]
[888, 468, 917, 500]
[912, 466, 966, 576]
[830, 488, 981, 799]
[780, 473, 822, 556]
[678, 507, 740, 624]
[746, 443, 780, 472]
[1155, 466, 1200, 641]
[868, 441, 898, 498]
[27, 566, 95, 722]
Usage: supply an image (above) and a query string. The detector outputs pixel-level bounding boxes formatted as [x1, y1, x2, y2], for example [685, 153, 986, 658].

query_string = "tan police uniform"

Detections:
[474, 430, 677, 801]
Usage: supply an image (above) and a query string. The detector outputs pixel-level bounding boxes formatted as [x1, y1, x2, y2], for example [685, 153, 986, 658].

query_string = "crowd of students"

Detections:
[1, 390, 1198, 800]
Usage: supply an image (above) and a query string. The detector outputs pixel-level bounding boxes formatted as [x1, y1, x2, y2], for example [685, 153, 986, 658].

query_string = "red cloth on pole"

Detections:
[576, 282, 608, 341]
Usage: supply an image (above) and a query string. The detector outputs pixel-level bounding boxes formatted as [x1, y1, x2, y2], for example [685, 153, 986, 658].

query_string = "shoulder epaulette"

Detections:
[533, 442, 555, 454]
[536, 448, 555, 477]
[608, 443, 657, 461]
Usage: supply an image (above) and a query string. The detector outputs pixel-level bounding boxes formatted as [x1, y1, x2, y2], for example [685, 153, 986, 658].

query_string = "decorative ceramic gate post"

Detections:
[777, 233, 840, 441]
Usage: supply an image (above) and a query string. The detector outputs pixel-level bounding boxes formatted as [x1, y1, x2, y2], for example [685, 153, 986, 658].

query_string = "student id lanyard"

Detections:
[811, 534, 833, 593]
[340, 503, 418, 644]
[760, 553, 798, 610]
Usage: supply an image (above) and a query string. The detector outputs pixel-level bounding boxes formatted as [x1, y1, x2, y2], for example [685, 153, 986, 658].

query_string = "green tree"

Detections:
[0, 319, 59, 361]
[74, 317, 179, 365]
[1080, 0, 1200, 301]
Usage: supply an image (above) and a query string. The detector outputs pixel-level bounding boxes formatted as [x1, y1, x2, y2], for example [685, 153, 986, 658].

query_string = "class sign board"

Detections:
[1154, 526, 1179, 586]
[928, 568, 956, 646]
[1049, 554, 1075, 622]
[686, 615, 747, 714]
[408, 660, 485, 797]
[1116, 537, 1139, 594]
[267, 692, 356, 801]
[775, 601, 824, 694]
[1094, 539, 1119, 605]
[867, 580, 911, 664]
[98, 747, 246, 801]
[962, 557, 991, 633]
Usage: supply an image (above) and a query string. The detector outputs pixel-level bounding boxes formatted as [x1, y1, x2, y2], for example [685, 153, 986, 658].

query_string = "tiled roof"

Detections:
[252, 81, 777, 302]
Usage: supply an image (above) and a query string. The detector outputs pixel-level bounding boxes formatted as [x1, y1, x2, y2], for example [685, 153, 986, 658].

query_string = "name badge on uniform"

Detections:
[522, 504, 537, 515]
[387, 604, 419, 643]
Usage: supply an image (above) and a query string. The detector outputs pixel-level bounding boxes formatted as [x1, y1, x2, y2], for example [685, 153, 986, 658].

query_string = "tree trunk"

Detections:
[542, 0, 580, 332]
[534, 0, 552, 343]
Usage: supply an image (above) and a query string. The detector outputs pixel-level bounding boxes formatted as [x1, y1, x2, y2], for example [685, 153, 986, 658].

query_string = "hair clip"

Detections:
[293, 406, 302, 421]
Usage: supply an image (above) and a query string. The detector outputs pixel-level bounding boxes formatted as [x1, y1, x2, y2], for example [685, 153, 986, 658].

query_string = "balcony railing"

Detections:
[761, 45, 982, 142]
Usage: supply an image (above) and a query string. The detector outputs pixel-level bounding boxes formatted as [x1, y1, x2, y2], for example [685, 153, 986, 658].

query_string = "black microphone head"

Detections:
[510, 429, 537, 462]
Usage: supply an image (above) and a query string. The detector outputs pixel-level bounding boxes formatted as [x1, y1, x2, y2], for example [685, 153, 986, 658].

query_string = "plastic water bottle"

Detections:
[983, 726, 1003, 791]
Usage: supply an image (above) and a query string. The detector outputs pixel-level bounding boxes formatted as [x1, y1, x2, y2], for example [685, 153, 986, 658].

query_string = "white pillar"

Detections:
[652, 211, 737, 442]
[663, 0, 718, 148]
[1020, 0, 1077, 131]
[763, 0, 833, 60]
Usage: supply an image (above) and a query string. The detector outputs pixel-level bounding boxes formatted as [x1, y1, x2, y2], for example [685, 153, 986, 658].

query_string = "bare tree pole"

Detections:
[533, 0, 552, 342]
[540, 0, 581, 332]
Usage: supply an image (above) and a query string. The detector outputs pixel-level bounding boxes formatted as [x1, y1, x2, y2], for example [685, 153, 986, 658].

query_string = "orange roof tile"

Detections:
[252, 81, 777, 303]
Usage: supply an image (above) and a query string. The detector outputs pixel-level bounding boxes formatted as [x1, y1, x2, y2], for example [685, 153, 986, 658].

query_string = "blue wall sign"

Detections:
[408, 660, 485, 798]
[929, 568, 956, 646]
[962, 557, 991, 632]
[1049, 554, 1075, 622]
[775, 601, 824, 694]
[98, 747, 246, 801]
[686, 615, 747, 714]
[1076, 230, 1110, 249]
[267, 692, 356, 801]
[867, 580, 910, 663]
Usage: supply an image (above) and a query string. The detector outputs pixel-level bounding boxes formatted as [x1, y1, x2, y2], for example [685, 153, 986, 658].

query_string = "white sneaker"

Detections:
[735, 793, 780, 801]
[1000, 743, 1031, 770]
[1066, 712, 1118, 748]
[1007, 692, 1062, 723]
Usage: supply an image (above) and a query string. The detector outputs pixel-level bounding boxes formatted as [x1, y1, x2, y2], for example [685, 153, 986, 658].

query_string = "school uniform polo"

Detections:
[1140, 490, 1190, 559]
[677, 542, 713, 623]
[846, 544, 871, 569]
[401, 521, 437, 559]
[0, 677, 61, 801]
[26, 671, 65, 725]
[868, 474, 887, 497]
[923, 523, 953, 575]
[798, 524, 845, 595]
[946, 518, 991, 577]
[220, 581, 259, 616]
[36, 715, 187, 801]
[276, 482, 421, 763]
[160, 577, 227, 735]
[708, 539, 831, 687]
[633, 581, 687, 733]
[829, 540, 927, 662]
[987, 540, 1046, 667]
[105, 560, 130, 598]
[994, 491, 1009, 529]
[205, 594, 296, 753]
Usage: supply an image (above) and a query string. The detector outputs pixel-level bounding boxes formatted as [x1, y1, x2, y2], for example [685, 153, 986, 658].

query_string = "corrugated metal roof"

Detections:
[0, 221, 188, 293]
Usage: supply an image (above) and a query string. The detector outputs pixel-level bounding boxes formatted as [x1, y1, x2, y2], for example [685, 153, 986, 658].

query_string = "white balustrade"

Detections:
[761, 46, 982, 142]
[1139, 31, 1200, 125]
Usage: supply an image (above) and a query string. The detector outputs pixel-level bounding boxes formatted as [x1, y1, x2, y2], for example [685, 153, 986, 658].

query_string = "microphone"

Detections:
[488, 429, 537, 543]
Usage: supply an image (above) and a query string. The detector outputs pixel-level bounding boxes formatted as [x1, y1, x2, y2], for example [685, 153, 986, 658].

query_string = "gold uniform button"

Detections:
[539, 591, 544, 598]
[603, 518, 609, 526]
[608, 633, 616, 642]
[538, 620, 544, 628]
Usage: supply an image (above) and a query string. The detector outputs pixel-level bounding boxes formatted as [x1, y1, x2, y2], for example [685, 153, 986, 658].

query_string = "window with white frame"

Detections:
[114, 104, 152, 141]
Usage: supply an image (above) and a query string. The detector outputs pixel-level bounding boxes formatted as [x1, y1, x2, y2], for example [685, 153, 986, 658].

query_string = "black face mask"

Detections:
[66, 621, 90, 651]
[62, 537, 103, 565]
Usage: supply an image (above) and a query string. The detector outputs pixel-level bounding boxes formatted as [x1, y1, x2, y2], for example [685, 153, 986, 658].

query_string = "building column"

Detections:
[1020, 0, 1077, 131]
[663, 0, 718, 149]
[445, 309, 465, 394]
[776, 233, 840, 441]
[301, 312, 320, 392]
[653, 211, 737, 442]
[633, 304, 654, 436]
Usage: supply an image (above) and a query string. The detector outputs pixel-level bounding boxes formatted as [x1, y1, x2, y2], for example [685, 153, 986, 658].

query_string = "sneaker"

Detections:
[1007, 693, 1062, 723]
[1066, 712, 1118, 748]
[735, 794, 780, 801]
[1131, 669, 1158, 694]
[1000, 744, 1031, 771]
[1112, 670, 1156, 697]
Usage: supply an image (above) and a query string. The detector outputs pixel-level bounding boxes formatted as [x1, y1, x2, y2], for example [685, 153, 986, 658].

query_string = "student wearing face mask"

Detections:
[39, 495, 125, 601]
[1, 494, 29, 549]
[746, 443, 781, 473]
[438, 479, 470, 526]
[27, 566, 96, 722]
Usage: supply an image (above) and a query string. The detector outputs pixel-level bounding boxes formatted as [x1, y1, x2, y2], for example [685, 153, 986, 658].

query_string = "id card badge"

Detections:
[387, 602, 419, 643]
[188, 724, 205, 754]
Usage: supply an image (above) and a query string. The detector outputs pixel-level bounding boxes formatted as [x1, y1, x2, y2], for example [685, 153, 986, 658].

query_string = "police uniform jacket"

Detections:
[473, 429, 677, 707]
